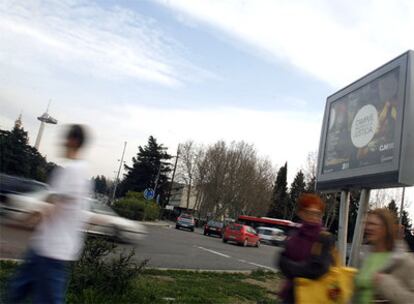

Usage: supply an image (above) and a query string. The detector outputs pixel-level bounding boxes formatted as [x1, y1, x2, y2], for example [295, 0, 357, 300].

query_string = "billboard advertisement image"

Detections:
[323, 68, 400, 174]
[316, 50, 414, 191]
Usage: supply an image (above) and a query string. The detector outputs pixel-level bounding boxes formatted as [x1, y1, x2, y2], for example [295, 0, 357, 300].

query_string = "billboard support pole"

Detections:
[348, 188, 371, 267]
[338, 190, 350, 265]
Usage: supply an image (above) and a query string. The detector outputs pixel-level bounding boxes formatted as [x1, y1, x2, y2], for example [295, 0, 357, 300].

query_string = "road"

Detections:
[0, 223, 282, 271]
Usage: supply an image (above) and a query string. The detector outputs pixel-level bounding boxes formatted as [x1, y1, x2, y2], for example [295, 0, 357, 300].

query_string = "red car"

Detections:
[222, 223, 260, 247]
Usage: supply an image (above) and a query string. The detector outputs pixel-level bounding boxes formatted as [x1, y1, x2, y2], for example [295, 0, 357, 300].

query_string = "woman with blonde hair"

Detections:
[353, 208, 414, 303]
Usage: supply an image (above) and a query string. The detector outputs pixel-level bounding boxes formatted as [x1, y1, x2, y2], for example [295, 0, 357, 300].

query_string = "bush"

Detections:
[144, 202, 160, 221]
[113, 191, 160, 221]
[68, 237, 148, 303]
[113, 197, 145, 220]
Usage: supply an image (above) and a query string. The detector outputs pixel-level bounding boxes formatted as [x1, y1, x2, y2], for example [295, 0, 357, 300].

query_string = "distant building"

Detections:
[168, 183, 198, 212]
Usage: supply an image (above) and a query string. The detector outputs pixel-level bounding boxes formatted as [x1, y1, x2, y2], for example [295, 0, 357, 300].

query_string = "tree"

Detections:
[401, 210, 412, 229]
[120, 136, 172, 204]
[0, 126, 57, 182]
[93, 175, 108, 195]
[267, 162, 288, 219]
[176, 141, 197, 210]
[288, 170, 306, 220]
[193, 141, 274, 219]
[387, 199, 399, 218]
[303, 151, 317, 193]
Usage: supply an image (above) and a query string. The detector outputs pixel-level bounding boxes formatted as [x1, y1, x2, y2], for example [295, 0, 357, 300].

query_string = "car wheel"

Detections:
[191, 228, 194, 232]
[175, 225, 179, 230]
[256, 240, 260, 248]
[243, 239, 248, 247]
[222, 238, 227, 243]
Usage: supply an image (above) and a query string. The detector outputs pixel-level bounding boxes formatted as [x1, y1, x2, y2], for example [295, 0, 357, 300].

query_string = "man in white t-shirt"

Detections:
[9, 124, 91, 304]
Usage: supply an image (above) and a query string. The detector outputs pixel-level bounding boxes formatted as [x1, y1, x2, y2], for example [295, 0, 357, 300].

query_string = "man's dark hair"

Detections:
[66, 124, 87, 149]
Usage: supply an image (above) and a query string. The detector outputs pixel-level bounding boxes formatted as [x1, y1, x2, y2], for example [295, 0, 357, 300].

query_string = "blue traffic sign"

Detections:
[144, 188, 155, 200]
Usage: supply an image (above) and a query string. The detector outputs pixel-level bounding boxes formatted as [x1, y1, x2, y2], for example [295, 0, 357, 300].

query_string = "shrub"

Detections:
[113, 197, 145, 220]
[144, 202, 160, 221]
[68, 237, 148, 303]
[113, 191, 160, 221]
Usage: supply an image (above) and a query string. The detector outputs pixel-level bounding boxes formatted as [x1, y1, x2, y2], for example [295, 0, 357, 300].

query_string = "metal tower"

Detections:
[34, 101, 58, 150]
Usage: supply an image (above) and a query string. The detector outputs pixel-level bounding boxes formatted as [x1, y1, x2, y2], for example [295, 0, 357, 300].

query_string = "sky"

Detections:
[1, 0, 413, 217]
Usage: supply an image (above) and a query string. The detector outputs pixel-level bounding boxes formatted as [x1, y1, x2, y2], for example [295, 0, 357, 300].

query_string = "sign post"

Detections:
[338, 190, 350, 264]
[348, 189, 371, 267]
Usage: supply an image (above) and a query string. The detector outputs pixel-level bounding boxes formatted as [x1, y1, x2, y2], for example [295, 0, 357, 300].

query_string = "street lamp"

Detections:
[111, 141, 127, 203]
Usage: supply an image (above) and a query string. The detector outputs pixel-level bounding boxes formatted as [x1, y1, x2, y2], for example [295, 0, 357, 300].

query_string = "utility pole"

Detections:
[166, 144, 180, 205]
[111, 141, 127, 203]
[399, 187, 406, 226]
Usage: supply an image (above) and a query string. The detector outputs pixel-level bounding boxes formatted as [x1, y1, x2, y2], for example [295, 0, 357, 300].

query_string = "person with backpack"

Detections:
[278, 193, 335, 303]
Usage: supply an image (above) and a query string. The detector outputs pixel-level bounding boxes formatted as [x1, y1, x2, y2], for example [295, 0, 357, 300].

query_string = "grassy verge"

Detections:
[0, 261, 281, 304]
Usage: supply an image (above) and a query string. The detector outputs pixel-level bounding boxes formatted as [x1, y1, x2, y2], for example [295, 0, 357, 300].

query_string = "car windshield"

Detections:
[230, 225, 242, 231]
[208, 221, 223, 228]
[258, 229, 273, 236]
[0, 174, 49, 194]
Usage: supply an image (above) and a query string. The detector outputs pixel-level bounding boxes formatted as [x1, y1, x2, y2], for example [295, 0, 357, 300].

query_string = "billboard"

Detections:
[316, 51, 414, 191]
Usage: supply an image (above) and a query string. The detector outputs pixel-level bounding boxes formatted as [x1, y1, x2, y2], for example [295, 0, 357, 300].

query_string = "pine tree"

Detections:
[267, 162, 288, 219]
[120, 136, 172, 204]
[387, 200, 399, 219]
[401, 210, 412, 229]
[288, 170, 306, 220]
[0, 126, 56, 182]
[93, 175, 108, 194]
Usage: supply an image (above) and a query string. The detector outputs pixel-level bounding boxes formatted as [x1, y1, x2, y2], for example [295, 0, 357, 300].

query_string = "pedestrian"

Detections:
[8, 124, 91, 304]
[278, 193, 335, 304]
[353, 208, 414, 303]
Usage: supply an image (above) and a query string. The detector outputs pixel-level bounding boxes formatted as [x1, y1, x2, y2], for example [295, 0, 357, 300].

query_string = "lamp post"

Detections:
[399, 187, 406, 226]
[111, 141, 127, 203]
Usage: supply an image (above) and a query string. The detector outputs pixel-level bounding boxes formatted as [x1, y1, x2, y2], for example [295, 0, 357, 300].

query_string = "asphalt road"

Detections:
[0, 223, 282, 271]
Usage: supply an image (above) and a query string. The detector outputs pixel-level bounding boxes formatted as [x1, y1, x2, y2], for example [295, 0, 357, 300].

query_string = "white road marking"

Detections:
[196, 246, 230, 258]
[247, 262, 276, 271]
[195, 246, 277, 271]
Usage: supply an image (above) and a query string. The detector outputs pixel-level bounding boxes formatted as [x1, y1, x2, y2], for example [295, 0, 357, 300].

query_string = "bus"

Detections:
[237, 215, 300, 234]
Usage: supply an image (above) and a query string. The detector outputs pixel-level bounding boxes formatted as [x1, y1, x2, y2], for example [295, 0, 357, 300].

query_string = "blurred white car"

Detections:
[256, 226, 286, 246]
[86, 199, 147, 243]
[2, 191, 147, 244]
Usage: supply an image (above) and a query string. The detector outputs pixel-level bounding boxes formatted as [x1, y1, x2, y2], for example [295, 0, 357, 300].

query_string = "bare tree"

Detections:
[175, 140, 198, 210]
[191, 140, 275, 220]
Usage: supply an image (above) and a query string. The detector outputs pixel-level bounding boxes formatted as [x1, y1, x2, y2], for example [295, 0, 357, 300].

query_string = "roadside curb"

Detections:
[146, 267, 258, 274]
[0, 259, 277, 274]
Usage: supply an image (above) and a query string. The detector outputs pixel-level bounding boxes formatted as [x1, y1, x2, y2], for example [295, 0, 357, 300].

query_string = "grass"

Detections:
[0, 261, 281, 304]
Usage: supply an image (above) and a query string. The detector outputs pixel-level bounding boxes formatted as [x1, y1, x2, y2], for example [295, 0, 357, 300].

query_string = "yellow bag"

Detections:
[294, 249, 357, 304]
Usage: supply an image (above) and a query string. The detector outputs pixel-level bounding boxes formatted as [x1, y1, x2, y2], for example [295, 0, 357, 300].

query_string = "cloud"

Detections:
[0, 91, 321, 183]
[0, 0, 212, 87]
[157, 0, 414, 87]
